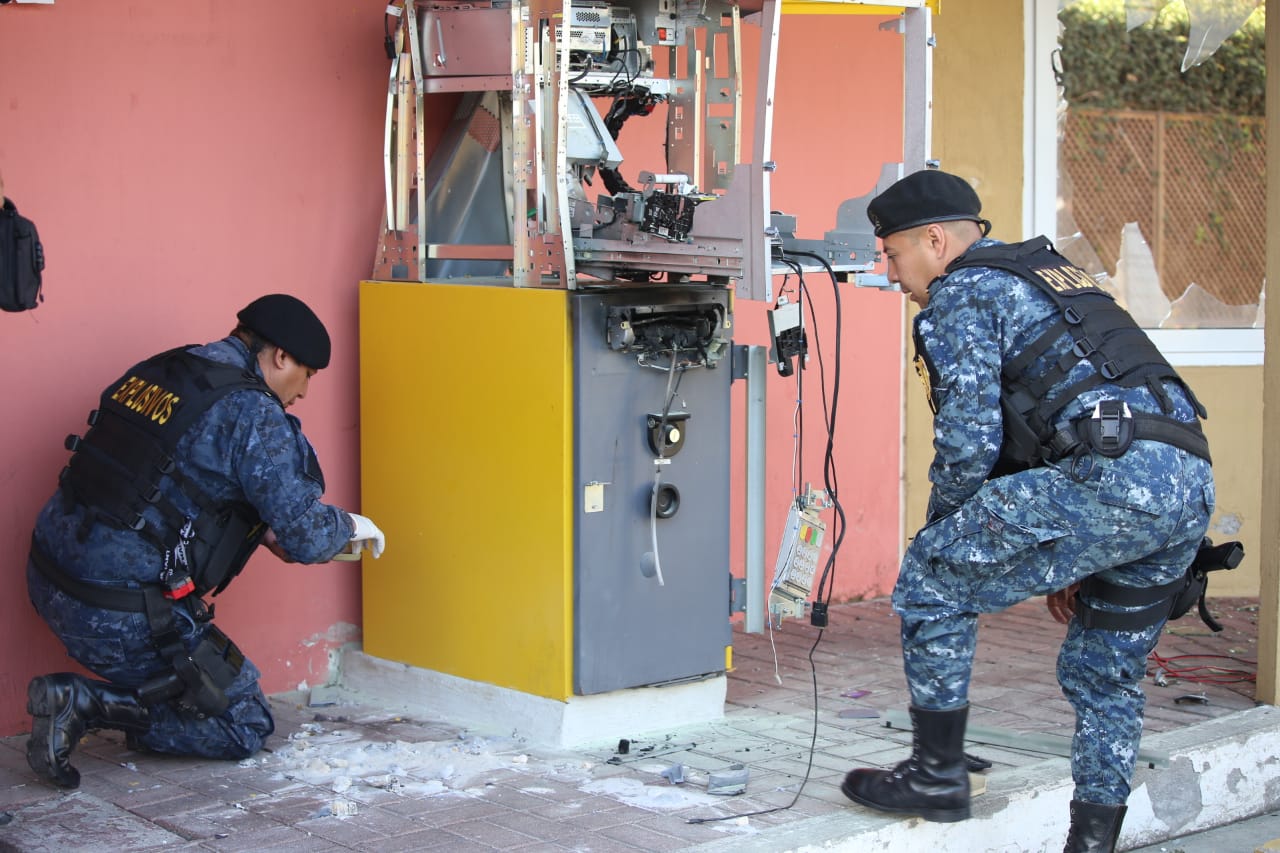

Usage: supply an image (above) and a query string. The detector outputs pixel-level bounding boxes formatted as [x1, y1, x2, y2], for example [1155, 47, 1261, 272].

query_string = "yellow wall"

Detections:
[904, 0, 1026, 542]
[360, 282, 576, 700]
[902, 0, 1264, 598]
[1182, 366, 1263, 596]
[931, 1, 1025, 238]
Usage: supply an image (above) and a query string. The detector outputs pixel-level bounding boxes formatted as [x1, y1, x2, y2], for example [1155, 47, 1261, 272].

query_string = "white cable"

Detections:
[647, 347, 681, 587]
[790, 394, 802, 499]
[767, 609, 783, 684]
[768, 340, 807, 684]
[649, 471, 666, 586]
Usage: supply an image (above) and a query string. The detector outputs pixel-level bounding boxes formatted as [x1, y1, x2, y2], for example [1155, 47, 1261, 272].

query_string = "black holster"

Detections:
[138, 622, 244, 717]
[1076, 538, 1243, 633]
[29, 539, 245, 718]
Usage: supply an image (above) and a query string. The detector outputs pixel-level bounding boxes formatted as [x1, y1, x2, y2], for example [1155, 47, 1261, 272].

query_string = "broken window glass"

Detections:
[1055, 0, 1265, 329]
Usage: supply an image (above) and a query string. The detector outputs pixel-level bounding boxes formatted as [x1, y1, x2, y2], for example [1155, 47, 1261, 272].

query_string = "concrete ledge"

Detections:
[1125, 704, 1280, 848]
[687, 704, 1280, 852]
[337, 649, 727, 750]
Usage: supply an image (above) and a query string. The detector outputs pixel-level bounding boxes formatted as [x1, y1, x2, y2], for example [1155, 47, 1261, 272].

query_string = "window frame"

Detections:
[1022, 0, 1263, 367]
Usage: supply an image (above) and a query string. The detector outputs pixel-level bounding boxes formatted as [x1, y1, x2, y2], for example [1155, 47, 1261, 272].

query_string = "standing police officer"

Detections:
[26, 294, 387, 789]
[839, 171, 1215, 853]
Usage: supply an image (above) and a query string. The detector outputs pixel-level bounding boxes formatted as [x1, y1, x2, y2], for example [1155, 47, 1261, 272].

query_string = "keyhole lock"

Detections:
[646, 411, 690, 457]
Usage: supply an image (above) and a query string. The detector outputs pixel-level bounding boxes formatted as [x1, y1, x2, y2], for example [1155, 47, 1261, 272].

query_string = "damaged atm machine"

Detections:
[355, 0, 934, 746]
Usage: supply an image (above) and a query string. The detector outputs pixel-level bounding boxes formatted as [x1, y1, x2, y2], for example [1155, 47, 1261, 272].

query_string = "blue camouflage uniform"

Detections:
[898, 238, 1215, 805]
[27, 336, 353, 759]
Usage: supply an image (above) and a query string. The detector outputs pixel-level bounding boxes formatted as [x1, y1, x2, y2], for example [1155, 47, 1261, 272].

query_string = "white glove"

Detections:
[347, 512, 386, 559]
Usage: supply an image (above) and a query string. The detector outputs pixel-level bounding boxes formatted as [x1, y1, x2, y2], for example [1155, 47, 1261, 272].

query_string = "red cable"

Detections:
[1148, 651, 1256, 684]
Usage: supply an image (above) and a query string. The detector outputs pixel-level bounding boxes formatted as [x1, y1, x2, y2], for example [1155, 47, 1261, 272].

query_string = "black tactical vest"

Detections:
[60, 346, 275, 597]
[945, 237, 1207, 473]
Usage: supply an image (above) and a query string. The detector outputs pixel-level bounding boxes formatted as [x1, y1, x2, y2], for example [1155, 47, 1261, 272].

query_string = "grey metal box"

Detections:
[571, 287, 732, 695]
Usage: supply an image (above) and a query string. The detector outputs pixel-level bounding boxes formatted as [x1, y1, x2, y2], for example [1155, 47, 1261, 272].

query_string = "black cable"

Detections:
[687, 630, 824, 824]
[383, 4, 398, 60]
[780, 258, 809, 499]
[654, 348, 682, 461]
[688, 257, 841, 825]
[794, 283, 805, 499]
[599, 89, 660, 195]
[603, 47, 642, 89]
[787, 251, 847, 610]
[663, 354, 686, 407]
[568, 56, 595, 84]
[784, 253, 845, 629]
[785, 255, 836, 526]
[776, 254, 847, 604]
[798, 269, 830, 448]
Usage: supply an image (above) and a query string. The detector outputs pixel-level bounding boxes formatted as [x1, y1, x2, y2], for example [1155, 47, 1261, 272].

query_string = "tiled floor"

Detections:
[0, 596, 1261, 851]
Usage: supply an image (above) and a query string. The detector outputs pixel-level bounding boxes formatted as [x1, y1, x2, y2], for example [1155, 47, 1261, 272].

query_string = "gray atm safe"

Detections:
[571, 286, 733, 695]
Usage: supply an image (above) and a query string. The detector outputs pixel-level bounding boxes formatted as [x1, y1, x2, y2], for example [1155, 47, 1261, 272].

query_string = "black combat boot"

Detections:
[27, 673, 151, 789]
[1063, 799, 1127, 852]
[841, 704, 970, 822]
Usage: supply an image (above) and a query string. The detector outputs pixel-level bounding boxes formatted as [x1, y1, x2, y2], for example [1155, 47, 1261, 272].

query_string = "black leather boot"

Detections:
[1064, 799, 1127, 852]
[841, 704, 970, 822]
[27, 673, 151, 789]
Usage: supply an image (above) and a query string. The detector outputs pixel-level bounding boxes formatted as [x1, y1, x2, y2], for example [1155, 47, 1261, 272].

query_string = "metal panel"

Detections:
[743, 344, 767, 634]
[420, 6, 514, 76]
[902, 5, 933, 174]
[421, 92, 513, 278]
[360, 281, 575, 701]
[571, 286, 732, 694]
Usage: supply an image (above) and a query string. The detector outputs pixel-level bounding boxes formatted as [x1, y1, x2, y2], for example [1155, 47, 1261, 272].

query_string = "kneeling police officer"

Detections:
[25, 293, 386, 788]
[839, 171, 1215, 853]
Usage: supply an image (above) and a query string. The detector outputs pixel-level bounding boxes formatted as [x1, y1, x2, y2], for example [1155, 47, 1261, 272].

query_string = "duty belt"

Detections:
[29, 537, 151, 613]
[1046, 402, 1211, 465]
[29, 538, 242, 717]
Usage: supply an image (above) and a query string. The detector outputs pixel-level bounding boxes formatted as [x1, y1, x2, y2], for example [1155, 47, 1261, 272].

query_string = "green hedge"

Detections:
[1058, 0, 1265, 116]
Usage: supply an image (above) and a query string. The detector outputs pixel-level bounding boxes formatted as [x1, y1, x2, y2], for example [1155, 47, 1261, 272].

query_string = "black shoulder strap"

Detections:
[948, 237, 1113, 301]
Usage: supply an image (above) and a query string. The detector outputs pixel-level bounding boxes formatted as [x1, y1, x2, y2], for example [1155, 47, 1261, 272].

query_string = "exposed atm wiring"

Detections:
[790, 250, 849, 619]
[689, 252, 848, 824]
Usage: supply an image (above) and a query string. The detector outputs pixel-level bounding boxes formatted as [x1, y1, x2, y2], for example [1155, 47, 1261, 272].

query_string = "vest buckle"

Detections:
[1071, 336, 1096, 358]
[1086, 400, 1134, 458]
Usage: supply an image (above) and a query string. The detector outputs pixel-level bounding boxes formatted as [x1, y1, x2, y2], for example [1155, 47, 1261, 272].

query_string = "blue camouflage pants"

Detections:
[27, 564, 274, 760]
[893, 443, 1215, 805]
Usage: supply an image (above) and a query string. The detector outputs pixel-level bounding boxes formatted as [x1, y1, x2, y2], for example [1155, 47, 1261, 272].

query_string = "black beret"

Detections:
[867, 169, 990, 239]
[237, 294, 331, 370]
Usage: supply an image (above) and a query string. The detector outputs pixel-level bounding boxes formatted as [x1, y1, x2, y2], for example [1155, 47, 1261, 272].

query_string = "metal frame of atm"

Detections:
[374, 0, 935, 302]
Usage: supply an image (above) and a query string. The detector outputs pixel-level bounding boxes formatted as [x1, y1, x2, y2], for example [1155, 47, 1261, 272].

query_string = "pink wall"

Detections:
[0, 3, 904, 737]
[0, 1, 387, 736]
[731, 14, 906, 604]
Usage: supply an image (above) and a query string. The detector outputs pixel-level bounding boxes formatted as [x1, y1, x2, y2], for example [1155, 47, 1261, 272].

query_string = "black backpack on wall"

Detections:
[1, 198, 45, 312]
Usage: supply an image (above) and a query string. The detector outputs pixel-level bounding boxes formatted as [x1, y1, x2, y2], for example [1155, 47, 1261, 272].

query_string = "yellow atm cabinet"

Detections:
[359, 280, 732, 702]
[359, 280, 575, 700]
